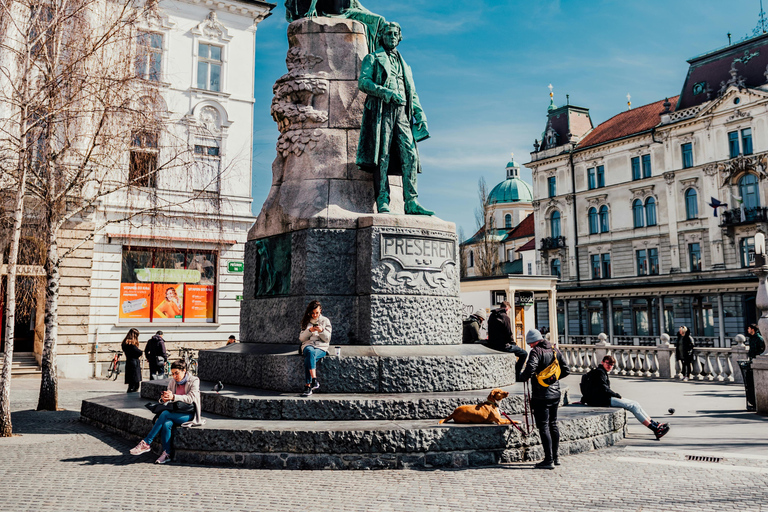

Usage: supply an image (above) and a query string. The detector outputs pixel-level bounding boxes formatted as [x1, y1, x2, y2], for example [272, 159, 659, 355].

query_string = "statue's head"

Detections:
[380, 22, 402, 51]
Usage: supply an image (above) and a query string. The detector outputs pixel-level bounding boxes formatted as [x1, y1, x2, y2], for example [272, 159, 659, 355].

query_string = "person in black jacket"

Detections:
[675, 326, 695, 381]
[121, 328, 143, 393]
[144, 331, 168, 380]
[581, 355, 670, 439]
[517, 329, 570, 470]
[747, 324, 766, 360]
[486, 301, 528, 376]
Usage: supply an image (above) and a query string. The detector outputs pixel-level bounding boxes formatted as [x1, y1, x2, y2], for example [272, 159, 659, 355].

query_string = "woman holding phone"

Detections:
[298, 300, 332, 397]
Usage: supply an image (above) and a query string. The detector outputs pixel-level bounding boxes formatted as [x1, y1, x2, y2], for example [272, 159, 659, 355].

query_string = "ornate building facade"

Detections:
[527, 33, 768, 347]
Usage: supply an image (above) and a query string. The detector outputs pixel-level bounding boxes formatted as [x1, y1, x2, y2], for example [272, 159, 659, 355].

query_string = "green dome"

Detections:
[487, 177, 533, 205]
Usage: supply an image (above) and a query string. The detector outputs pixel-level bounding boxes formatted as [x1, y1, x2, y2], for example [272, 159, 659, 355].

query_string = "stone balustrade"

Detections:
[558, 333, 749, 384]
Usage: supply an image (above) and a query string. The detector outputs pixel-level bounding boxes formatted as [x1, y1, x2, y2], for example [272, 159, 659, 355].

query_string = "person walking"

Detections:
[129, 359, 204, 464]
[517, 329, 570, 469]
[580, 355, 670, 440]
[299, 300, 332, 397]
[121, 328, 143, 393]
[144, 331, 167, 380]
[486, 301, 528, 376]
[676, 326, 695, 381]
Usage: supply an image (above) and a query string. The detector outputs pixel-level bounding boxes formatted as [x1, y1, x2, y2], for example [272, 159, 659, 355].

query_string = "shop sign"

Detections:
[227, 261, 244, 273]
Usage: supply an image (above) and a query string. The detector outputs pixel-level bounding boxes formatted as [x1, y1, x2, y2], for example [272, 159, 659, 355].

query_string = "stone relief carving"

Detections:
[271, 46, 329, 158]
[629, 184, 655, 200]
[199, 106, 221, 134]
[718, 154, 768, 187]
[382, 261, 455, 290]
[663, 171, 676, 184]
[702, 163, 718, 176]
[195, 11, 232, 41]
[726, 109, 751, 122]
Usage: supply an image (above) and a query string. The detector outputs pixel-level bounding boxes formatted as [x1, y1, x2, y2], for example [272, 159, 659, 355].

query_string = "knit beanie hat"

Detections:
[526, 329, 543, 345]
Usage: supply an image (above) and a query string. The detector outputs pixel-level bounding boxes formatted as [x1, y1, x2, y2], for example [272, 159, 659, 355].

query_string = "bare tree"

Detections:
[457, 226, 466, 279]
[473, 177, 500, 277]
[0, 0, 228, 417]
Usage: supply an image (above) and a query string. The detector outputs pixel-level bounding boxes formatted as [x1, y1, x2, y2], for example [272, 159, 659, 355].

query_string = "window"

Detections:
[597, 165, 605, 188]
[742, 128, 753, 156]
[728, 131, 740, 158]
[739, 173, 761, 209]
[741, 237, 756, 267]
[632, 199, 644, 228]
[685, 188, 698, 219]
[601, 253, 611, 278]
[129, 130, 158, 187]
[550, 211, 561, 238]
[119, 248, 217, 323]
[641, 154, 651, 178]
[550, 258, 561, 278]
[197, 43, 222, 92]
[682, 142, 693, 169]
[468, 251, 474, 268]
[689, 243, 701, 272]
[194, 144, 220, 157]
[613, 303, 625, 335]
[527, 262, 532, 275]
[645, 197, 657, 226]
[631, 156, 641, 181]
[588, 207, 599, 234]
[648, 248, 659, 275]
[136, 32, 163, 81]
[587, 167, 596, 190]
[599, 205, 609, 233]
[548, 176, 557, 197]
[591, 254, 601, 279]
[588, 301, 603, 335]
[636, 249, 647, 276]
[504, 214, 512, 229]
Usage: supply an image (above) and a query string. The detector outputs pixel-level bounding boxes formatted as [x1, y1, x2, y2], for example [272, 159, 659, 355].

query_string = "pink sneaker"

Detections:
[155, 451, 171, 464]
[129, 440, 151, 455]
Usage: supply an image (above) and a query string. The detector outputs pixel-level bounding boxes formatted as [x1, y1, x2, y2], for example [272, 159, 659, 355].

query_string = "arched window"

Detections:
[645, 197, 657, 226]
[599, 205, 610, 233]
[504, 214, 512, 229]
[632, 199, 644, 228]
[588, 207, 598, 234]
[685, 188, 698, 220]
[739, 173, 761, 209]
[550, 211, 561, 238]
[469, 251, 474, 268]
[551, 258, 561, 278]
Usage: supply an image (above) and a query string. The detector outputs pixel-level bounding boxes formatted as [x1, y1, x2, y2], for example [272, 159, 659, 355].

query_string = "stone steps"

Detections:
[80, 393, 627, 470]
[0, 352, 41, 377]
[141, 380, 531, 421]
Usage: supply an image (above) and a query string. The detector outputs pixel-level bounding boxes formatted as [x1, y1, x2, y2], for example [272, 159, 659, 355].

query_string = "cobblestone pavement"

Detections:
[1, 376, 767, 512]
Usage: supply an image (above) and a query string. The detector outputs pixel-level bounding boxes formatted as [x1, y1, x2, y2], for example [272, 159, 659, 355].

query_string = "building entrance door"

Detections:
[514, 306, 525, 349]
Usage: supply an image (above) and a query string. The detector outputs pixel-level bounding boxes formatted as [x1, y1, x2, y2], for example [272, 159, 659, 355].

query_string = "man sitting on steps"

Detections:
[580, 355, 670, 440]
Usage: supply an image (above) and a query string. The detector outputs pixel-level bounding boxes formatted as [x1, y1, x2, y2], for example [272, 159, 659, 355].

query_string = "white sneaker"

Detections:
[130, 440, 151, 455]
[155, 451, 171, 464]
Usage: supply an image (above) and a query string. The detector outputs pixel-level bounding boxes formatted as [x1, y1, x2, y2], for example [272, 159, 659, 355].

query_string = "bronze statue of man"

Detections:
[356, 22, 434, 216]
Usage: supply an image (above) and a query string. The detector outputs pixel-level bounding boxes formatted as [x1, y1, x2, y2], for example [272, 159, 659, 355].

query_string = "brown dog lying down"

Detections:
[438, 388, 518, 425]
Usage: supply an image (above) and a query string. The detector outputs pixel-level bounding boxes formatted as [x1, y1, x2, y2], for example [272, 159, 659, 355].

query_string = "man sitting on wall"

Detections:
[486, 301, 528, 377]
[580, 355, 670, 440]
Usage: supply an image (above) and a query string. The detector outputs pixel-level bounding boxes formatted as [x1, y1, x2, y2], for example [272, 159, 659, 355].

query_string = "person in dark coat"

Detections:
[122, 328, 143, 393]
[462, 310, 485, 344]
[747, 324, 766, 360]
[517, 329, 570, 470]
[580, 355, 670, 439]
[676, 326, 695, 381]
[144, 331, 168, 380]
[486, 301, 528, 376]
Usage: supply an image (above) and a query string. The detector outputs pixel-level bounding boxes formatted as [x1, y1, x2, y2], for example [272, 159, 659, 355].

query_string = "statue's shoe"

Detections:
[377, 202, 390, 213]
[404, 200, 434, 216]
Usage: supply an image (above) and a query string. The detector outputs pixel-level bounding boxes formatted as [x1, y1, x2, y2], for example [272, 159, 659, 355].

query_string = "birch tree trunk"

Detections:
[37, 183, 59, 411]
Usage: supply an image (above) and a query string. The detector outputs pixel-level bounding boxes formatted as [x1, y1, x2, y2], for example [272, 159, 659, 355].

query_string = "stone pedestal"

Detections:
[753, 355, 768, 414]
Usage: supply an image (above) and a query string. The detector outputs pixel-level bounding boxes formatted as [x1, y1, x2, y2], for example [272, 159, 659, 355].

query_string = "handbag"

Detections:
[144, 401, 195, 414]
[155, 355, 166, 368]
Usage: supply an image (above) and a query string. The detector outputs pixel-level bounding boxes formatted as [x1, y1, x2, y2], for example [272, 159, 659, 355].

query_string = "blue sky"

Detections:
[251, 0, 764, 237]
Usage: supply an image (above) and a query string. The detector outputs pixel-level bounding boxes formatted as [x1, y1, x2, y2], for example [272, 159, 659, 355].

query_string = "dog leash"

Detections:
[522, 380, 534, 436]
[500, 411, 529, 436]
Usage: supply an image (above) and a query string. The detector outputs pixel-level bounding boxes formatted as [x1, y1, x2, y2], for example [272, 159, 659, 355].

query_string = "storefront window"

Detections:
[119, 247, 217, 323]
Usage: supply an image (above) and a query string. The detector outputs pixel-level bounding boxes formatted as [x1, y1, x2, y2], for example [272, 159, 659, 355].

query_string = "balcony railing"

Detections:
[540, 236, 566, 250]
[721, 206, 768, 226]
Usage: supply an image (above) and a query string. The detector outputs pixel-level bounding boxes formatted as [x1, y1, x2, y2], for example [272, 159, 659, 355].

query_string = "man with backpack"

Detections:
[580, 355, 670, 439]
[486, 301, 528, 376]
[517, 328, 570, 469]
[144, 330, 168, 380]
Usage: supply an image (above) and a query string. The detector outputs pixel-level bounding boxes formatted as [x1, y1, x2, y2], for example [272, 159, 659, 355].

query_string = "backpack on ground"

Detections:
[536, 350, 562, 387]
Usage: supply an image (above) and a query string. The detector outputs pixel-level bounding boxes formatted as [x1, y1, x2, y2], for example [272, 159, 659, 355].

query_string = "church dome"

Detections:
[487, 155, 534, 205]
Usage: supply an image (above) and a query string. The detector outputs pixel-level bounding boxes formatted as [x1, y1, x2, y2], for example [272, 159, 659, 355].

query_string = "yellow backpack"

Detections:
[536, 350, 562, 387]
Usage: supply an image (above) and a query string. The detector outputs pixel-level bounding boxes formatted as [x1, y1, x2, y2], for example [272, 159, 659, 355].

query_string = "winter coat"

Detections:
[580, 366, 621, 407]
[676, 333, 695, 363]
[517, 340, 571, 401]
[462, 315, 483, 344]
[299, 315, 332, 353]
[144, 335, 167, 371]
[748, 332, 766, 360]
[486, 308, 513, 351]
[122, 341, 143, 386]
[356, 48, 427, 174]
[163, 374, 204, 426]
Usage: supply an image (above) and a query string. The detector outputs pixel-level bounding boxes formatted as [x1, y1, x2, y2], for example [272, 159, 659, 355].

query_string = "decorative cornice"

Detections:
[663, 171, 676, 184]
[585, 193, 608, 206]
[192, 11, 233, 42]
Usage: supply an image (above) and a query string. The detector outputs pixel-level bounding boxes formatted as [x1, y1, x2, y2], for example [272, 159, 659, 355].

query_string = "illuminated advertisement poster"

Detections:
[118, 283, 152, 320]
[184, 285, 215, 323]
[152, 284, 184, 322]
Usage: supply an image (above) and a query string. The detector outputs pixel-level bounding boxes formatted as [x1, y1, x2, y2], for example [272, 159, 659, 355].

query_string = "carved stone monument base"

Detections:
[241, 214, 460, 345]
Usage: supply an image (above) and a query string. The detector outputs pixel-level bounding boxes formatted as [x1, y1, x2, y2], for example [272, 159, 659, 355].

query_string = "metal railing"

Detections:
[721, 206, 768, 226]
[540, 236, 566, 250]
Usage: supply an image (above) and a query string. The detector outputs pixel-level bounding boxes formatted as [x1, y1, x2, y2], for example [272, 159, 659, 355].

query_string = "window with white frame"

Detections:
[197, 43, 223, 92]
[136, 31, 163, 81]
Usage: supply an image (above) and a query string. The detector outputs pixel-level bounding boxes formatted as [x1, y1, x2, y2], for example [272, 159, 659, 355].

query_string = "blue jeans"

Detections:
[610, 397, 650, 424]
[303, 346, 326, 384]
[144, 410, 194, 454]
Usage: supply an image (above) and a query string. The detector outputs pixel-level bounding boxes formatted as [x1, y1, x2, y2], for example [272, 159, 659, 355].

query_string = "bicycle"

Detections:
[178, 346, 198, 375]
[105, 349, 122, 381]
